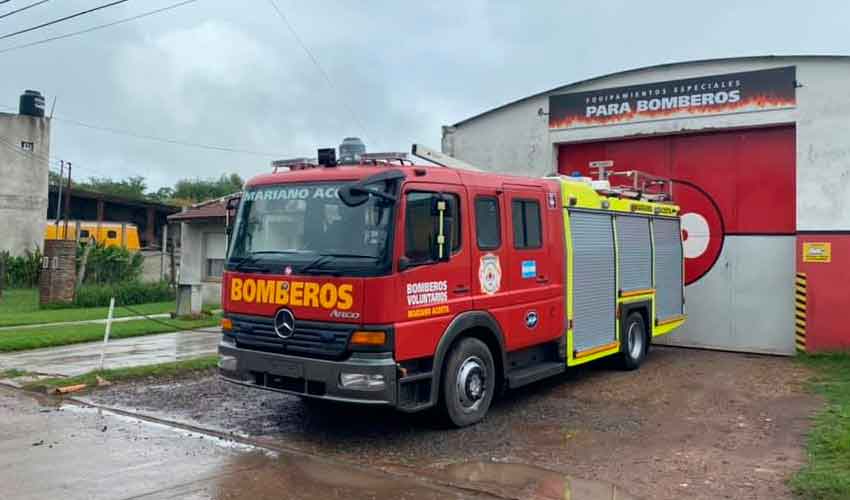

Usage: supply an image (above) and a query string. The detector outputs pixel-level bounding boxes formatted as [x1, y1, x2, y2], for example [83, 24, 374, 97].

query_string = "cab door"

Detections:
[502, 185, 562, 350]
[393, 183, 472, 361]
[467, 188, 512, 341]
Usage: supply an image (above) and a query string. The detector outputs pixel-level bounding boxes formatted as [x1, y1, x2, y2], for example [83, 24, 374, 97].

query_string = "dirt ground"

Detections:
[84, 346, 821, 500]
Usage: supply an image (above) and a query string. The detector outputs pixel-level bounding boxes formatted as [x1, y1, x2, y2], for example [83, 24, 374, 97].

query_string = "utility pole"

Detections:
[63, 162, 72, 240]
[54, 161, 64, 230]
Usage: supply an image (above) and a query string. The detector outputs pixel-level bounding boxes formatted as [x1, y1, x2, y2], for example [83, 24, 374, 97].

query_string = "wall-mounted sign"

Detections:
[549, 66, 796, 130]
[803, 242, 831, 263]
[20, 141, 34, 152]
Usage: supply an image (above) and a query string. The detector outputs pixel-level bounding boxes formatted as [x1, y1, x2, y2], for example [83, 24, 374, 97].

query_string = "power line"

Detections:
[1, 103, 285, 157]
[0, 134, 115, 178]
[0, 0, 198, 55]
[0, 0, 51, 21]
[0, 0, 129, 41]
[265, 0, 370, 140]
[53, 115, 286, 157]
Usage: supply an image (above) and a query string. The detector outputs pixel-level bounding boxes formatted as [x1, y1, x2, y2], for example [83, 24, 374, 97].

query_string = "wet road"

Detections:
[0, 386, 468, 500]
[84, 346, 819, 500]
[1, 386, 637, 499]
[0, 330, 219, 377]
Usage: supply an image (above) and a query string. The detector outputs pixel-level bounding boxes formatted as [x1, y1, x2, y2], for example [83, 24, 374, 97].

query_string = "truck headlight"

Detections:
[339, 373, 385, 391]
[218, 355, 237, 372]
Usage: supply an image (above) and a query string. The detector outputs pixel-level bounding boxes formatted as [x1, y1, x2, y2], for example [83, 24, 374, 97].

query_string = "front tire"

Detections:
[619, 312, 648, 370]
[440, 338, 495, 427]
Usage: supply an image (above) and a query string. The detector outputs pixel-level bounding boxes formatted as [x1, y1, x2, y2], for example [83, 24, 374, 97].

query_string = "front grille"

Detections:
[229, 313, 353, 359]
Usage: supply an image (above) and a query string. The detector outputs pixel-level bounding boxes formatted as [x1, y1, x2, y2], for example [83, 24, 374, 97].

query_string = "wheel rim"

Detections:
[628, 321, 644, 360]
[456, 355, 487, 413]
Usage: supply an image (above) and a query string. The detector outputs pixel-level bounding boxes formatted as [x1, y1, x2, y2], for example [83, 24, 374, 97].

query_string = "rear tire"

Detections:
[440, 337, 495, 427]
[619, 312, 648, 370]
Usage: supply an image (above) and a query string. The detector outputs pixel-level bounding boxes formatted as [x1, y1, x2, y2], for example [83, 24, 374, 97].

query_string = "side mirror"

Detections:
[225, 196, 241, 211]
[338, 170, 405, 207]
[338, 186, 370, 207]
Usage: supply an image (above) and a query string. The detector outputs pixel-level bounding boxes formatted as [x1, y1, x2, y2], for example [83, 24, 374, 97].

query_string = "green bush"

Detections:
[77, 242, 144, 285]
[73, 281, 175, 308]
[0, 248, 42, 289]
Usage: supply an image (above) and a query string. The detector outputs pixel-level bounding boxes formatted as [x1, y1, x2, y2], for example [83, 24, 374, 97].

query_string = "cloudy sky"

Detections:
[2, 0, 848, 190]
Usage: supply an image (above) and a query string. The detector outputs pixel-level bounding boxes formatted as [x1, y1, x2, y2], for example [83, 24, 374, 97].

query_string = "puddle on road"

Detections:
[441, 461, 639, 500]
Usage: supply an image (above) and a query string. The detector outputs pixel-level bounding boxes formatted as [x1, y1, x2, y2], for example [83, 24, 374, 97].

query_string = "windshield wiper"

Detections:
[299, 255, 337, 275]
[299, 253, 377, 275]
[231, 251, 299, 272]
[232, 255, 266, 273]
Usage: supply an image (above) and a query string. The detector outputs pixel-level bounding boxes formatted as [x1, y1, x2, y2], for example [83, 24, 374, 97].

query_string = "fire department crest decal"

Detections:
[479, 254, 502, 295]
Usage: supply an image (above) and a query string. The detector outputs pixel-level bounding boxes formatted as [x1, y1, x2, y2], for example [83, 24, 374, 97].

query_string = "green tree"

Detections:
[77, 176, 148, 200]
[48, 170, 64, 186]
[171, 173, 243, 202]
[150, 186, 175, 202]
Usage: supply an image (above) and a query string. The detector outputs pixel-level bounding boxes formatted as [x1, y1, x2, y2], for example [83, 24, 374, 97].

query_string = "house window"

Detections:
[206, 258, 225, 279]
[475, 196, 501, 250]
[511, 199, 542, 249]
[203, 232, 227, 281]
[106, 230, 117, 239]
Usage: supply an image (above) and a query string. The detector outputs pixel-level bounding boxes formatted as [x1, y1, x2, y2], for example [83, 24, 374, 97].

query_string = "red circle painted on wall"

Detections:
[672, 180, 725, 286]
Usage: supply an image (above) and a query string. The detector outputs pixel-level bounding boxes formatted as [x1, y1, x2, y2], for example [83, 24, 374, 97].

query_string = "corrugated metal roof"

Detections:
[167, 193, 239, 222]
[167, 202, 226, 221]
[451, 54, 850, 127]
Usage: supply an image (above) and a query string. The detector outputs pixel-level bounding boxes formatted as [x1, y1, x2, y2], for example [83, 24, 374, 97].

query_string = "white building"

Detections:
[443, 55, 850, 354]
[169, 197, 232, 315]
[0, 104, 50, 257]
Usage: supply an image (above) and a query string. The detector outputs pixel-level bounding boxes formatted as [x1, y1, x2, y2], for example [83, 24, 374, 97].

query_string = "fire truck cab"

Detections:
[219, 146, 685, 426]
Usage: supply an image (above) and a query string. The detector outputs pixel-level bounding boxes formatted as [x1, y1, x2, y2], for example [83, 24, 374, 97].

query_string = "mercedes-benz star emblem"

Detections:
[273, 308, 295, 339]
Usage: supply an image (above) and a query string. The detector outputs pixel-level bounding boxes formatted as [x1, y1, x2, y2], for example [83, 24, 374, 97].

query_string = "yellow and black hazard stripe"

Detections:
[795, 272, 807, 353]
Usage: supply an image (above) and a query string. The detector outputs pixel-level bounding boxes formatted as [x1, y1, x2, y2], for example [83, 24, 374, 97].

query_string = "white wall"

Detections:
[178, 221, 224, 314]
[445, 56, 850, 230]
[0, 113, 50, 256]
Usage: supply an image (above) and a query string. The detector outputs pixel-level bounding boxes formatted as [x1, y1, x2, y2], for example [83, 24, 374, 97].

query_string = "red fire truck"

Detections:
[219, 145, 685, 426]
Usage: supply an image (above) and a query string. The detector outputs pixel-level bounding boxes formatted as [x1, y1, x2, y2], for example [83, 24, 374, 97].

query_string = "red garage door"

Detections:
[558, 126, 796, 285]
[558, 126, 797, 354]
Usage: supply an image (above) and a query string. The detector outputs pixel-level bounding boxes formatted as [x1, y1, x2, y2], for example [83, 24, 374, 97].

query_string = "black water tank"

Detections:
[19, 90, 45, 117]
[338, 137, 366, 164]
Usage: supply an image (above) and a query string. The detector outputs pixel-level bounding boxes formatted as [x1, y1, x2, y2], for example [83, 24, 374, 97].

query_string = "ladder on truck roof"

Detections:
[588, 161, 674, 202]
[411, 144, 483, 172]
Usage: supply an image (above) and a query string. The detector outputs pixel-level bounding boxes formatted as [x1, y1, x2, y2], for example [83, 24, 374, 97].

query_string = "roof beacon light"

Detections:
[360, 152, 410, 163]
[271, 158, 318, 172]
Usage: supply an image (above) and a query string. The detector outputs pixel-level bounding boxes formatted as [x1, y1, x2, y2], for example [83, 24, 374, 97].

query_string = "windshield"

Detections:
[227, 181, 395, 275]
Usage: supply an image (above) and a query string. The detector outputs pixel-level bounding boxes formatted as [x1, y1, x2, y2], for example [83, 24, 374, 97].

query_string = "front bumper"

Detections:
[218, 341, 398, 406]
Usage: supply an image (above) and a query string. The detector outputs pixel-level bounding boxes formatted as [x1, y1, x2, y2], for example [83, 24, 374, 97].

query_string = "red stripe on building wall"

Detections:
[558, 126, 796, 285]
[797, 234, 850, 351]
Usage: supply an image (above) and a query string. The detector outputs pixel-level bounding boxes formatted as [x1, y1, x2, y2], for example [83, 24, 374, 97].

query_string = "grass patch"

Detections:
[0, 368, 28, 378]
[0, 289, 174, 327]
[24, 355, 220, 392]
[0, 314, 220, 352]
[791, 353, 850, 500]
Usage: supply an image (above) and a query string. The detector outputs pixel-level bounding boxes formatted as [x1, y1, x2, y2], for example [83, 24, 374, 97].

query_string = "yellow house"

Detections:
[44, 220, 141, 251]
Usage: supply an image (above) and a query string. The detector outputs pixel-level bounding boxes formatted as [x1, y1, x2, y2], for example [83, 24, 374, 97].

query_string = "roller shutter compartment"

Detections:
[570, 211, 616, 352]
[653, 218, 683, 320]
[616, 216, 652, 293]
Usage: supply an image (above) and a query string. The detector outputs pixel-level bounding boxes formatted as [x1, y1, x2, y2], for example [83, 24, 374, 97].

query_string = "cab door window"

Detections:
[404, 192, 460, 264]
[475, 196, 501, 250]
[511, 199, 542, 249]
